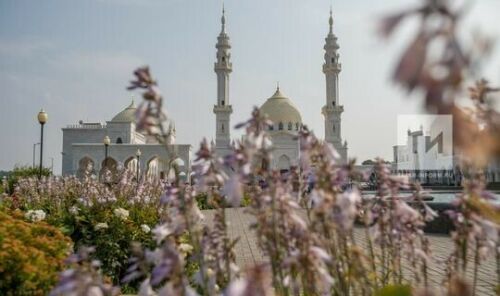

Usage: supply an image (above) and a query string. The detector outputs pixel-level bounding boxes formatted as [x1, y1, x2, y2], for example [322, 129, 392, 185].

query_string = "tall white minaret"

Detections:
[322, 8, 347, 161]
[213, 6, 233, 155]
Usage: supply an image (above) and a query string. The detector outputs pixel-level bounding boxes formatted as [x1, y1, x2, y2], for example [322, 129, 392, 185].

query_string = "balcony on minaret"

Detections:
[213, 104, 233, 114]
[214, 61, 232, 72]
[216, 35, 230, 46]
[322, 62, 341, 73]
[322, 104, 343, 115]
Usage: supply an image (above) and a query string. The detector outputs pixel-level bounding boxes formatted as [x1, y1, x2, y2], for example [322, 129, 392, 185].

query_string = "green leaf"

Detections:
[375, 285, 412, 296]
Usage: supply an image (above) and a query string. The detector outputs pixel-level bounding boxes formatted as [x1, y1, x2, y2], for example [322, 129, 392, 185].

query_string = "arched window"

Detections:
[295, 123, 299, 131]
[221, 100, 225, 106]
[173, 157, 185, 168]
[278, 155, 291, 172]
[99, 157, 118, 182]
[278, 122, 283, 130]
[333, 124, 336, 132]
[116, 137, 123, 144]
[288, 122, 292, 130]
[222, 57, 225, 62]
[77, 157, 95, 178]
[269, 124, 274, 131]
[331, 57, 335, 63]
[221, 123, 225, 132]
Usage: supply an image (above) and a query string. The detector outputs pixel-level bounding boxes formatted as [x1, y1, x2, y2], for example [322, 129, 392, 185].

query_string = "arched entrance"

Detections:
[100, 157, 118, 182]
[277, 155, 291, 173]
[146, 156, 160, 179]
[77, 156, 95, 178]
[124, 156, 139, 179]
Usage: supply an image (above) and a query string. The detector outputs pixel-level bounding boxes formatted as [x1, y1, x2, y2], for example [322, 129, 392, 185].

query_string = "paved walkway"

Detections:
[202, 208, 498, 296]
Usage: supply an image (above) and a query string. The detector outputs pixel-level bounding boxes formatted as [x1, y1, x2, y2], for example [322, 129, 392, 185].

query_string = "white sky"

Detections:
[0, 0, 499, 173]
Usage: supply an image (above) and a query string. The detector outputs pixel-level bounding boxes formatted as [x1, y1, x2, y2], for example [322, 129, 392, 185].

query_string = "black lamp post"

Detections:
[103, 136, 110, 168]
[32, 142, 40, 167]
[37, 109, 48, 179]
[136, 148, 141, 182]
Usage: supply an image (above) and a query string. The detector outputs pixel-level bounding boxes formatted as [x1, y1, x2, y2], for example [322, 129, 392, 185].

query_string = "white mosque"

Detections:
[61, 8, 348, 178]
[213, 8, 348, 169]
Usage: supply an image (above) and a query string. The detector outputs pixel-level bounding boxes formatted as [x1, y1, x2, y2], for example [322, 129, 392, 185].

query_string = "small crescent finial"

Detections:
[277, 81, 280, 91]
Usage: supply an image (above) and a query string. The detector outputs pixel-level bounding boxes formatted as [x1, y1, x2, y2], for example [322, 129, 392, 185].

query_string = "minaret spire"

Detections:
[221, 2, 226, 33]
[329, 6, 333, 34]
[214, 4, 233, 156]
[322, 8, 347, 161]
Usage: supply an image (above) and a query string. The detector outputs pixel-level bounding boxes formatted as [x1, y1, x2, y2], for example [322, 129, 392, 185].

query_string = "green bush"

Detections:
[4, 166, 51, 194]
[67, 204, 156, 283]
[10, 175, 159, 288]
[0, 210, 71, 295]
[195, 191, 252, 209]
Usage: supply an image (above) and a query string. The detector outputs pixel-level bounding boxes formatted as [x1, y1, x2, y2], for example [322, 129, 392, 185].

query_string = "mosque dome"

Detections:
[111, 100, 136, 122]
[260, 87, 302, 130]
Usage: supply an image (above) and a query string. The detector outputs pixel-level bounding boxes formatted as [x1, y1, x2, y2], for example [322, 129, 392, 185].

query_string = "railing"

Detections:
[66, 123, 106, 129]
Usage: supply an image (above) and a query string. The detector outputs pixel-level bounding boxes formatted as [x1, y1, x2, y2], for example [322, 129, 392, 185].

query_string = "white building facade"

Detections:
[393, 127, 500, 185]
[62, 101, 192, 181]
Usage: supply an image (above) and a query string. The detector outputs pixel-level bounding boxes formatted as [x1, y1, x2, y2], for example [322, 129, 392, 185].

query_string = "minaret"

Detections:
[322, 8, 347, 161]
[213, 5, 233, 155]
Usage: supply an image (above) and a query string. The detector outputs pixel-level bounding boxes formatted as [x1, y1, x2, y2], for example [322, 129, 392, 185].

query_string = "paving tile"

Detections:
[201, 208, 498, 296]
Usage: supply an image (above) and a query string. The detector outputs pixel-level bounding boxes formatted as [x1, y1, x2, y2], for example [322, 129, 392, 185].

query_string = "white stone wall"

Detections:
[62, 121, 191, 180]
[70, 143, 192, 181]
[394, 131, 456, 171]
[62, 124, 107, 175]
[269, 132, 299, 170]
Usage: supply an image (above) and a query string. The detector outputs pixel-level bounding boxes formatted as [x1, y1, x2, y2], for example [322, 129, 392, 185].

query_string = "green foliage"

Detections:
[241, 191, 252, 207]
[195, 191, 252, 209]
[8, 176, 159, 288]
[0, 171, 9, 194]
[0, 210, 71, 295]
[375, 285, 412, 296]
[68, 204, 156, 283]
[195, 192, 212, 210]
[4, 166, 51, 193]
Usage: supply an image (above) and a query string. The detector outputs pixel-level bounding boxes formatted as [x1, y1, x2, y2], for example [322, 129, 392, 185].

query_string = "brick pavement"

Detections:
[202, 208, 498, 296]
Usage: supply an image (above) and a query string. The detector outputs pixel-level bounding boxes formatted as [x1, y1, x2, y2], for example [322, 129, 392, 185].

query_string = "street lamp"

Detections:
[37, 109, 48, 179]
[136, 149, 141, 182]
[32, 142, 40, 167]
[103, 136, 111, 168]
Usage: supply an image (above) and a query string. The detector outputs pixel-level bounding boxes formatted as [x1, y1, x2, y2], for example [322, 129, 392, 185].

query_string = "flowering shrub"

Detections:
[6, 170, 160, 286]
[0, 210, 71, 295]
[3, 165, 51, 194]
